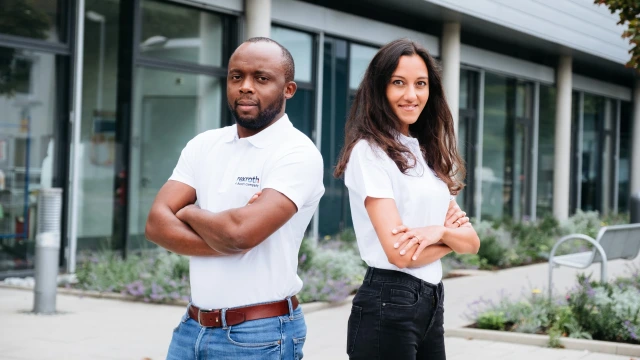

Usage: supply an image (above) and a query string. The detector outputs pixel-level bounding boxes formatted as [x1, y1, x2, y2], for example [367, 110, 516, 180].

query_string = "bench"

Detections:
[548, 223, 640, 299]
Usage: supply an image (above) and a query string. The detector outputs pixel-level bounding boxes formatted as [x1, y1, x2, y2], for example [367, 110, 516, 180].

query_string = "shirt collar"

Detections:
[223, 114, 293, 148]
[395, 131, 419, 147]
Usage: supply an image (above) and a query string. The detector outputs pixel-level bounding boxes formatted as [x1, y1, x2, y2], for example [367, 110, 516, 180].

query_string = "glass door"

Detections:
[127, 67, 222, 249]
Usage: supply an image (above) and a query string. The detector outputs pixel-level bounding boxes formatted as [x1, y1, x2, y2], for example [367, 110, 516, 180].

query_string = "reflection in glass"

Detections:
[76, 0, 121, 252]
[481, 73, 509, 220]
[319, 37, 349, 236]
[140, 0, 223, 67]
[457, 69, 479, 216]
[618, 101, 632, 213]
[480, 73, 533, 221]
[287, 89, 314, 138]
[0, 47, 65, 272]
[536, 85, 556, 217]
[349, 44, 378, 90]
[580, 94, 605, 212]
[272, 27, 314, 83]
[0, 0, 67, 43]
[128, 68, 222, 250]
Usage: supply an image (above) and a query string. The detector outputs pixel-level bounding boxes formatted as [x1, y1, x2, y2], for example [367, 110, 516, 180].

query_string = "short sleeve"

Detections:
[169, 136, 199, 188]
[262, 145, 325, 211]
[344, 141, 394, 200]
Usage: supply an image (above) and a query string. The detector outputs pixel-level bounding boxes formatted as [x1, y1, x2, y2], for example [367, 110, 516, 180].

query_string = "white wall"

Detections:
[426, 0, 630, 64]
[272, 0, 440, 53]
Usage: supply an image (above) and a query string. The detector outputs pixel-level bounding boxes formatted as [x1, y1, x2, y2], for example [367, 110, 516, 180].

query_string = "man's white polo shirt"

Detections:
[169, 114, 324, 309]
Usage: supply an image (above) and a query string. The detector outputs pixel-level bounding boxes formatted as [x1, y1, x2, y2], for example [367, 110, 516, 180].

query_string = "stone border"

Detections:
[0, 283, 350, 315]
[446, 327, 640, 357]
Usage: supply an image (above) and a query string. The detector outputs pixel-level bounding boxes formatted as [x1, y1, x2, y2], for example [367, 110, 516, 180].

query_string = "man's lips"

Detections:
[235, 100, 258, 111]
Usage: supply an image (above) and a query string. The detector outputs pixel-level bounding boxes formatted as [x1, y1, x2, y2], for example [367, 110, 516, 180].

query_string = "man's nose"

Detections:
[239, 78, 254, 93]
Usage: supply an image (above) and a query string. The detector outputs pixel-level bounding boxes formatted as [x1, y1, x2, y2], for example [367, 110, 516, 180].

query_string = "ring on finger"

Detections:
[455, 220, 462, 227]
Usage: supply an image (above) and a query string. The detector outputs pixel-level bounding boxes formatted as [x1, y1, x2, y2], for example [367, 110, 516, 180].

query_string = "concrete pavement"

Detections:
[0, 256, 638, 359]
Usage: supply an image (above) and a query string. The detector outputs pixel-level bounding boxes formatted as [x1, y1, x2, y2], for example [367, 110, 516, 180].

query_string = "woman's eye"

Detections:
[417, 81, 427, 86]
[393, 80, 403, 85]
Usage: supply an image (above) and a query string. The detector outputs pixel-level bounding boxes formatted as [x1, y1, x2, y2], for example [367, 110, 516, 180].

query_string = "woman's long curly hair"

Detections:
[333, 38, 465, 194]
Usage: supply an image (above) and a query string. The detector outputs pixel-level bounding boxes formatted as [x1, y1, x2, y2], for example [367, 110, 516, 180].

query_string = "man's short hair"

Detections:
[245, 37, 295, 82]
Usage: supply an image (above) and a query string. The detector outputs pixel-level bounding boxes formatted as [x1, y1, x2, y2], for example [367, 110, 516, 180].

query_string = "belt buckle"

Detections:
[198, 308, 221, 327]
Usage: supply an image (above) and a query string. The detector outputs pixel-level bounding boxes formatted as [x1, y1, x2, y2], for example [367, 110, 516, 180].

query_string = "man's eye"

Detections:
[258, 77, 268, 81]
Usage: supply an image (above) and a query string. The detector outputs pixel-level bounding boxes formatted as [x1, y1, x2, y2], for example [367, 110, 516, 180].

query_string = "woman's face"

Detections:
[385, 54, 429, 135]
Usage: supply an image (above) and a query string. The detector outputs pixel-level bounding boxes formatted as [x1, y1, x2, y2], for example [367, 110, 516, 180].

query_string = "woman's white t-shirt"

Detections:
[344, 135, 450, 284]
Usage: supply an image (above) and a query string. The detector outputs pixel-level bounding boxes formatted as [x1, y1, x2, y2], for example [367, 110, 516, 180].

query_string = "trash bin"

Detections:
[631, 192, 640, 224]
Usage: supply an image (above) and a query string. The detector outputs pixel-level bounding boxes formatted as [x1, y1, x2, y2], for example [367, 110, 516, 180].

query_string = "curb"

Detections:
[446, 269, 493, 278]
[446, 327, 640, 357]
[0, 283, 347, 315]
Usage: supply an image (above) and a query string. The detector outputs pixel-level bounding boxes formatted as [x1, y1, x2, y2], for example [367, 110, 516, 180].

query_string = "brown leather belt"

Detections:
[188, 296, 299, 328]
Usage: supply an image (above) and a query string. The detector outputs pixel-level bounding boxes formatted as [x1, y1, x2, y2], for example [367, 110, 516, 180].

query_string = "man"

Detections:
[145, 37, 324, 360]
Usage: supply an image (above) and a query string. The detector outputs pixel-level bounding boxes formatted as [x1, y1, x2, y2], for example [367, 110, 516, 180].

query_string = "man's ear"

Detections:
[284, 81, 297, 99]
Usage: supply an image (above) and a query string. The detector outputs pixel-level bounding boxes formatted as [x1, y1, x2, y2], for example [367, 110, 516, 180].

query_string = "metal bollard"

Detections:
[33, 188, 63, 314]
[631, 192, 640, 224]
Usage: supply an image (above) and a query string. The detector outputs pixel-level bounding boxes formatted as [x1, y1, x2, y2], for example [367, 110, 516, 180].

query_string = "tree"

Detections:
[594, 0, 640, 71]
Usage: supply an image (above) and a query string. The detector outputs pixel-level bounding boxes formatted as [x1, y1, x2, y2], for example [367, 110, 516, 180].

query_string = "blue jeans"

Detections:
[167, 301, 307, 360]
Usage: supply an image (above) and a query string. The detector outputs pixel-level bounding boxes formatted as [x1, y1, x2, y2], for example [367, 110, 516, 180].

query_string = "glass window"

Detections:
[480, 73, 533, 221]
[580, 94, 606, 212]
[619, 101, 632, 213]
[319, 37, 349, 237]
[536, 85, 556, 218]
[271, 26, 313, 83]
[0, 0, 68, 43]
[76, 0, 121, 252]
[271, 26, 315, 139]
[140, 0, 224, 67]
[128, 67, 223, 250]
[286, 88, 314, 138]
[349, 44, 377, 90]
[0, 46, 68, 272]
[457, 69, 479, 216]
[480, 73, 509, 221]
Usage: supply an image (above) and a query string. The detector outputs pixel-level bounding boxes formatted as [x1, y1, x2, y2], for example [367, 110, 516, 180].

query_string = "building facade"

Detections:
[0, 0, 638, 276]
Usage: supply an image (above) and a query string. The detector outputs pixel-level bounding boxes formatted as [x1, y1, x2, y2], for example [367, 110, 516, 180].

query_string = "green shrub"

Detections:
[297, 240, 365, 303]
[75, 250, 190, 303]
[567, 273, 640, 344]
[476, 311, 507, 330]
[468, 270, 640, 346]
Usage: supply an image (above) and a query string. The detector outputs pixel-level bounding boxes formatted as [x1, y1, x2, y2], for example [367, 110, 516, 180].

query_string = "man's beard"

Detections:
[229, 93, 285, 130]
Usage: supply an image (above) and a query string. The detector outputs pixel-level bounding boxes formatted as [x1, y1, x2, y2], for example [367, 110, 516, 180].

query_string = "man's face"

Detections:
[226, 42, 295, 130]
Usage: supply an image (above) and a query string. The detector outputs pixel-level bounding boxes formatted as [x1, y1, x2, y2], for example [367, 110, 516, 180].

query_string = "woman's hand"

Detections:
[445, 198, 471, 228]
[391, 225, 446, 261]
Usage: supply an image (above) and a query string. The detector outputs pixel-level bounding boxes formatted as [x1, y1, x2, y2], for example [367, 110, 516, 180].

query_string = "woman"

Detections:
[334, 39, 480, 359]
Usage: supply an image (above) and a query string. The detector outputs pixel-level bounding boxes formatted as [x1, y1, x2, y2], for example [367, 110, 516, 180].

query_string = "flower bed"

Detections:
[466, 269, 640, 347]
[74, 231, 366, 305]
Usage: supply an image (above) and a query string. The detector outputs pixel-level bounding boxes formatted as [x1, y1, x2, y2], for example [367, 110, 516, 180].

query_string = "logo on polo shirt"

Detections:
[235, 176, 260, 188]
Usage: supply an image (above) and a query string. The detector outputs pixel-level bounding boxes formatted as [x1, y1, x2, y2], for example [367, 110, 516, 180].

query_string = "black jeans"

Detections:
[347, 267, 446, 360]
